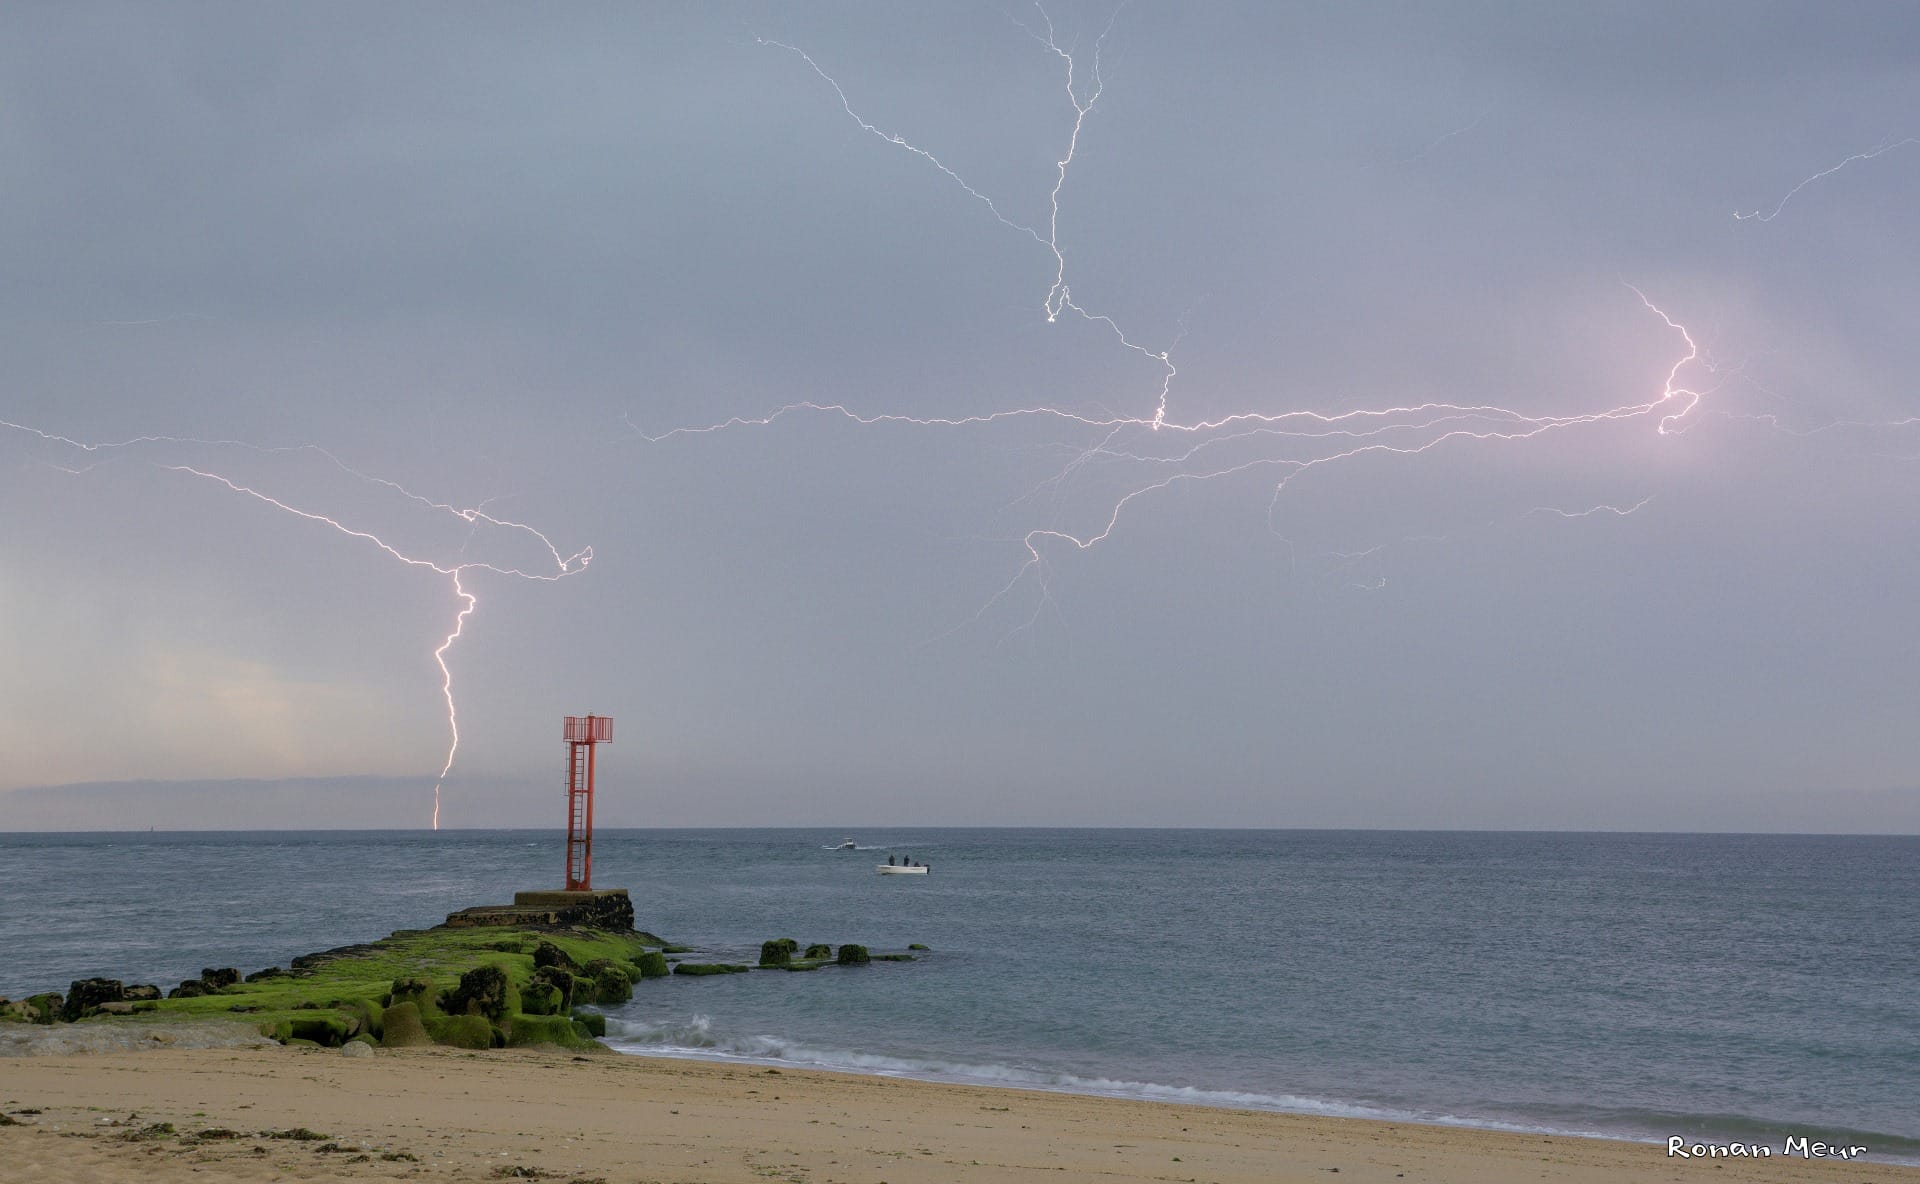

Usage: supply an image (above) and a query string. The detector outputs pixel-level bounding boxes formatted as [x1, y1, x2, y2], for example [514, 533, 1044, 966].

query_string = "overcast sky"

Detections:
[3, 2, 1918, 830]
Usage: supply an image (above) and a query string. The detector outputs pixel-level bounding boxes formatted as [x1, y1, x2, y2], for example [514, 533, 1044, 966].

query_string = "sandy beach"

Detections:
[1, 1044, 1910, 1184]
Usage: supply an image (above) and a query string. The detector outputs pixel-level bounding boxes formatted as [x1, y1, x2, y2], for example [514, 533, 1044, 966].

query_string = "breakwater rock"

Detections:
[2, 906, 923, 1056]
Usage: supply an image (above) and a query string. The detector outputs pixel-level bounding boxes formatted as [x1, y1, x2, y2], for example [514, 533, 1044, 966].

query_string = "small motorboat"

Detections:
[877, 863, 928, 875]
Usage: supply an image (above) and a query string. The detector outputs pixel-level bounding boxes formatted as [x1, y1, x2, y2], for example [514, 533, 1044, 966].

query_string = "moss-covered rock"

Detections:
[168, 980, 211, 1000]
[530, 966, 575, 1008]
[200, 968, 241, 990]
[25, 993, 61, 1024]
[835, 944, 871, 966]
[907, 943, 930, 951]
[386, 977, 439, 1018]
[123, 984, 162, 1001]
[803, 943, 833, 960]
[506, 1013, 596, 1050]
[581, 959, 632, 1004]
[425, 1014, 495, 1049]
[759, 939, 799, 967]
[43, 921, 681, 1055]
[520, 981, 562, 1017]
[295, 1014, 353, 1046]
[634, 951, 670, 979]
[379, 1001, 432, 1048]
[873, 953, 917, 962]
[442, 964, 515, 1019]
[533, 940, 577, 971]
[570, 1009, 606, 1038]
[781, 961, 824, 972]
[244, 967, 287, 983]
[334, 998, 384, 1040]
[346, 1033, 378, 1050]
[671, 963, 751, 976]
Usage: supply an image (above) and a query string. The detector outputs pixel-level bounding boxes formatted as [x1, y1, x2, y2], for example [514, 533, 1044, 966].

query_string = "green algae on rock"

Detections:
[3, 882, 915, 1056]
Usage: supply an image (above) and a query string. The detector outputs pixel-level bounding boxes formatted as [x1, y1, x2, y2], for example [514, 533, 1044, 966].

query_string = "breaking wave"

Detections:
[602, 1014, 1920, 1164]
[608, 1013, 1576, 1131]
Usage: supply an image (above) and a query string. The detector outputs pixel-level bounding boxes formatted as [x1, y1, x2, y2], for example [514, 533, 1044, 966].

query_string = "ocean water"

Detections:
[1, 828, 1915, 1159]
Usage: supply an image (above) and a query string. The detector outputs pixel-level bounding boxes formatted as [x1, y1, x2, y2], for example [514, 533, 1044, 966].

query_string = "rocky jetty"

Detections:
[2, 899, 926, 1056]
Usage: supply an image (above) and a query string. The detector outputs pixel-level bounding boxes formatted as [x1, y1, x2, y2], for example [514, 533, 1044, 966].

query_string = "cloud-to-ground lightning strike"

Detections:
[1734, 135, 1917, 222]
[637, 9, 1705, 619]
[0, 420, 590, 827]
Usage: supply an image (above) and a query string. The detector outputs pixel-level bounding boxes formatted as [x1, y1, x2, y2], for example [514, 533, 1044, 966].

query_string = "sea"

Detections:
[1, 828, 1915, 1160]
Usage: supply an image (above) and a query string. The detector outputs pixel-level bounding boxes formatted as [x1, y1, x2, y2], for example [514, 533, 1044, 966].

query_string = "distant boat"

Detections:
[824, 837, 858, 850]
[877, 863, 928, 875]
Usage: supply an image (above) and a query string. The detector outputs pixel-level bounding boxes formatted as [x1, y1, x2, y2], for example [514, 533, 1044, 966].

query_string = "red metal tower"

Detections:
[562, 714, 612, 891]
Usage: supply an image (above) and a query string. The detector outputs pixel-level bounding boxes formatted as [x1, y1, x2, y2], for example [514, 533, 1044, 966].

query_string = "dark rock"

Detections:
[122, 984, 162, 1001]
[444, 964, 511, 1020]
[290, 942, 384, 974]
[244, 967, 287, 983]
[671, 963, 751, 976]
[835, 944, 871, 966]
[25, 993, 62, 1023]
[63, 978, 126, 1021]
[532, 941, 577, 972]
[199, 968, 241, 990]
[531, 966, 575, 1008]
[168, 981, 211, 1000]
[802, 943, 834, 960]
[907, 944, 930, 951]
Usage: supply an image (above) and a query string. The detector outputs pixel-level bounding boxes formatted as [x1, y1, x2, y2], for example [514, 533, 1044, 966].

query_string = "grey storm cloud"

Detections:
[2, 2, 1917, 830]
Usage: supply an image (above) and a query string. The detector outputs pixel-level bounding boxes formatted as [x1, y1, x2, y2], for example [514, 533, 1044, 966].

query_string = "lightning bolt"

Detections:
[1734, 135, 1917, 222]
[636, 7, 1707, 623]
[2, 422, 590, 828]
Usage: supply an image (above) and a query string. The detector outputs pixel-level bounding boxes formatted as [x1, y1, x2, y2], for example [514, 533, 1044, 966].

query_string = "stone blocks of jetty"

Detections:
[442, 888, 635, 932]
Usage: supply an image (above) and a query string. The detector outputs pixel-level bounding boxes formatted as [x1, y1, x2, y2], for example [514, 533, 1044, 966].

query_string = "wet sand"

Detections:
[0, 1044, 1910, 1183]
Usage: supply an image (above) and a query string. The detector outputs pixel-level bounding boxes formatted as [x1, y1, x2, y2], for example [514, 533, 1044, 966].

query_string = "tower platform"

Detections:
[441, 888, 634, 932]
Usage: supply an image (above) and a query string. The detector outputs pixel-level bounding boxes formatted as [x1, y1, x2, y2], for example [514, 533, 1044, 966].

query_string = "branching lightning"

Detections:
[1, 421, 590, 827]
[638, 7, 1706, 620]
[1734, 135, 1917, 222]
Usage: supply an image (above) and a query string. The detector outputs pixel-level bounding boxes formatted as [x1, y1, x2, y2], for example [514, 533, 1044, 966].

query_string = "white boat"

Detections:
[877, 863, 928, 875]
[827, 837, 857, 850]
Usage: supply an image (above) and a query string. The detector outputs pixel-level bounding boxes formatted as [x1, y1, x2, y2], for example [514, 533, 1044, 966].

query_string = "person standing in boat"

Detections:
[888, 855, 896, 866]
